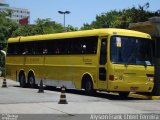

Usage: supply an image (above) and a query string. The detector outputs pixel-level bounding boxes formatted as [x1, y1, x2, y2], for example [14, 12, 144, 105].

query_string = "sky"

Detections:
[4, 0, 160, 28]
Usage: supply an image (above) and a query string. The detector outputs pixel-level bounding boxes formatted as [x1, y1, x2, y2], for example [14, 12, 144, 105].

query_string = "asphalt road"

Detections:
[0, 78, 160, 120]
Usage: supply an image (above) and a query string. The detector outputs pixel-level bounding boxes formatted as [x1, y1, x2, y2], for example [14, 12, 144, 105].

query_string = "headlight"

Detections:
[148, 77, 154, 82]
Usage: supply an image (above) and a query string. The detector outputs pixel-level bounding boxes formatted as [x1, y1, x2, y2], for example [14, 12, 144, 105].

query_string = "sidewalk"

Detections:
[0, 77, 19, 87]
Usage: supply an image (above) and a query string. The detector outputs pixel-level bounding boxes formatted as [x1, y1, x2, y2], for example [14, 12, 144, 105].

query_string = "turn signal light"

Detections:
[109, 75, 114, 81]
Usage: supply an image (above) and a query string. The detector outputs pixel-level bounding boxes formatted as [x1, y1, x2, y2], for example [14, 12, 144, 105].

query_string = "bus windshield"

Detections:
[110, 36, 153, 66]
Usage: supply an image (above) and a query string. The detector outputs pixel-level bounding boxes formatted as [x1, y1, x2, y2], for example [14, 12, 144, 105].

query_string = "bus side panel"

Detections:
[7, 55, 98, 89]
[43, 55, 98, 89]
[6, 56, 25, 80]
[24, 55, 44, 75]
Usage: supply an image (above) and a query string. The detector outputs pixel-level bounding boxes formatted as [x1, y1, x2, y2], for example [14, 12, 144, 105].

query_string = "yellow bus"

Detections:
[6, 28, 154, 97]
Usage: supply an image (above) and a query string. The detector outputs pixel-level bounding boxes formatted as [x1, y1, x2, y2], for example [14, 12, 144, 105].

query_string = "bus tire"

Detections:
[83, 76, 94, 95]
[119, 92, 130, 98]
[152, 84, 160, 96]
[28, 73, 36, 88]
[19, 73, 26, 88]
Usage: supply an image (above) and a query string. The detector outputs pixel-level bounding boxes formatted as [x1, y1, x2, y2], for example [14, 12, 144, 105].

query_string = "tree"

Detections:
[34, 18, 66, 34]
[66, 25, 78, 32]
[0, 10, 18, 76]
[34, 18, 51, 34]
[81, 3, 160, 30]
[0, 11, 18, 46]
[12, 25, 37, 37]
[12, 18, 65, 37]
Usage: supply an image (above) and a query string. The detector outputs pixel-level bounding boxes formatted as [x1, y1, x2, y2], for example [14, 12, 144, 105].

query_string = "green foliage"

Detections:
[0, 11, 18, 43]
[12, 18, 79, 37]
[66, 25, 78, 32]
[81, 3, 160, 30]
[34, 18, 78, 33]
[12, 25, 37, 37]
[0, 10, 18, 74]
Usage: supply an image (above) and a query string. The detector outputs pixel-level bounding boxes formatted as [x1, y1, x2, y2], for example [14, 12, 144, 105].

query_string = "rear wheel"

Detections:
[119, 92, 130, 98]
[19, 73, 26, 88]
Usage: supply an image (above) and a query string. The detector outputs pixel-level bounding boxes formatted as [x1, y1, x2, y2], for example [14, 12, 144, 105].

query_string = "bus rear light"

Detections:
[109, 75, 114, 81]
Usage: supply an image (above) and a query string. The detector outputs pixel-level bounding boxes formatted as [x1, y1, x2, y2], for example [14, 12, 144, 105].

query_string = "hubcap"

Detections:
[86, 81, 92, 91]
[29, 77, 34, 84]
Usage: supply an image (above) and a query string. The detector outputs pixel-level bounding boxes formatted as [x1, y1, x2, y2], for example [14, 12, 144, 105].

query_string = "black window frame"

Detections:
[7, 36, 98, 55]
[110, 35, 154, 66]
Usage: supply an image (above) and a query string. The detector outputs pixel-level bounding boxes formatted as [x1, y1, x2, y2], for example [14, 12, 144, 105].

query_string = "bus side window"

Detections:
[7, 43, 18, 55]
[43, 48, 48, 54]
[55, 48, 60, 54]
[81, 44, 87, 54]
[100, 38, 107, 65]
[22, 48, 28, 55]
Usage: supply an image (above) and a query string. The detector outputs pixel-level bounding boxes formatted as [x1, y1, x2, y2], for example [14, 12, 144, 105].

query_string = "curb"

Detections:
[129, 94, 160, 100]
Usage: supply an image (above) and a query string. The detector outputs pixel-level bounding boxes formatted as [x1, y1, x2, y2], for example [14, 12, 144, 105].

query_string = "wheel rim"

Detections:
[20, 74, 25, 87]
[85, 80, 92, 91]
[28, 76, 35, 88]
[29, 76, 34, 85]
[20, 75, 24, 82]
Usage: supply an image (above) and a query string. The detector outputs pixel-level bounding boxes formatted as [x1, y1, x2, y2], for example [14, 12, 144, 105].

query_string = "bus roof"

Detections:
[8, 28, 151, 43]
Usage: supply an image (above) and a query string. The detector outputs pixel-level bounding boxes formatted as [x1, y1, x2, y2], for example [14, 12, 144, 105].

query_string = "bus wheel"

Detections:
[19, 73, 26, 88]
[84, 79, 94, 95]
[119, 92, 130, 98]
[28, 74, 35, 88]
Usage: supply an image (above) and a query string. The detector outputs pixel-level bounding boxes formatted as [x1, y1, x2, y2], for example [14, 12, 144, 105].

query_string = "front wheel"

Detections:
[84, 79, 94, 95]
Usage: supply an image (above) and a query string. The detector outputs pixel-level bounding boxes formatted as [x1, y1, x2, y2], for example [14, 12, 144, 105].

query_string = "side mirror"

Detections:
[0, 50, 6, 56]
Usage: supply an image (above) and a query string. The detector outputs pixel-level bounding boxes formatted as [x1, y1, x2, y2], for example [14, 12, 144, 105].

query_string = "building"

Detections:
[0, 0, 30, 24]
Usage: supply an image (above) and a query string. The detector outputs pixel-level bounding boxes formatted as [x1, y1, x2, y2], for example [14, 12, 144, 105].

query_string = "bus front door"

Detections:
[98, 38, 107, 90]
